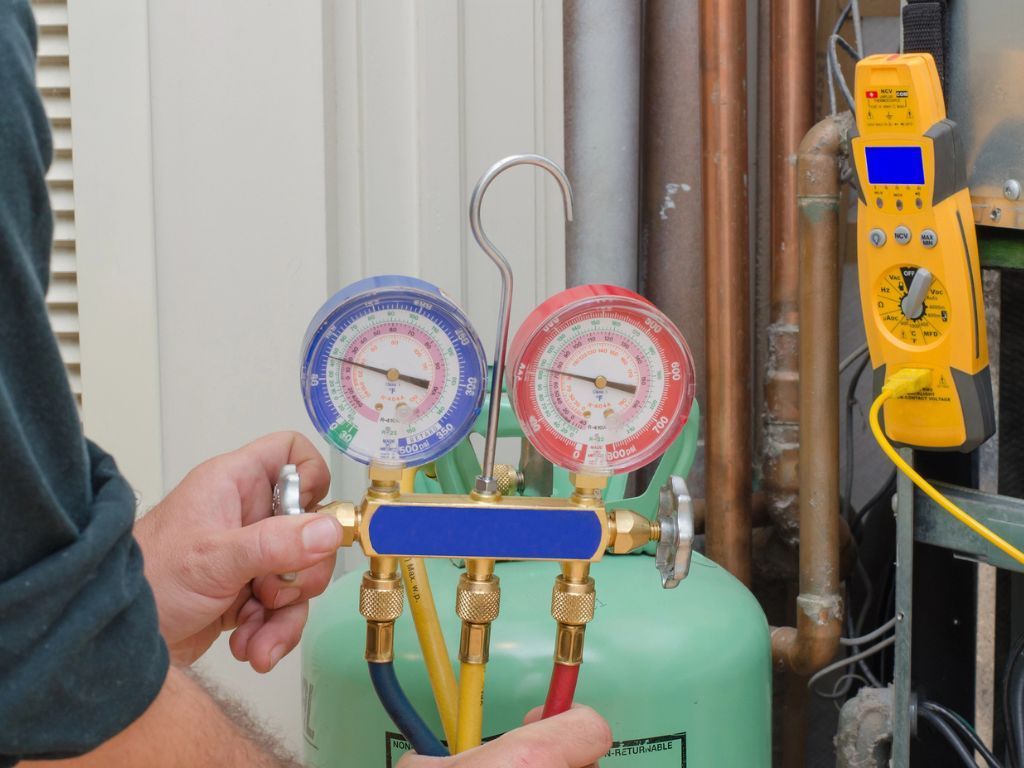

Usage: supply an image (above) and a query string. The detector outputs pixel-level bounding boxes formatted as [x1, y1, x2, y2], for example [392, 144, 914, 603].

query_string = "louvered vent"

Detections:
[31, 0, 80, 404]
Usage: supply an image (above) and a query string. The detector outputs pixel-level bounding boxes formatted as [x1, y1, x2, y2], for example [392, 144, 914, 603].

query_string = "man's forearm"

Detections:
[19, 667, 300, 768]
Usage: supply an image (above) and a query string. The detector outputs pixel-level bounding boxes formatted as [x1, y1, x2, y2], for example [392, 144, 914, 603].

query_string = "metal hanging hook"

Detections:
[469, 154, 574, 495]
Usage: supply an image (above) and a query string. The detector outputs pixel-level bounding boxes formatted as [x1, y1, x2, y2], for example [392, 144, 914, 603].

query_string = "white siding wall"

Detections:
[69, 0, 565, 752]
[32, 0, 81, 404]
[326, 0, 566, 500]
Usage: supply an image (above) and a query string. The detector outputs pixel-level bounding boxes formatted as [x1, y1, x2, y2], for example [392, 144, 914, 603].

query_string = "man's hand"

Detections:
[134, 432, 341, 670]
[396, 707, 612, 767]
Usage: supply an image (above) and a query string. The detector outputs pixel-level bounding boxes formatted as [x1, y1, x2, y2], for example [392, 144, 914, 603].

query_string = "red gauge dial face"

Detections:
[507, 285, 696, 475]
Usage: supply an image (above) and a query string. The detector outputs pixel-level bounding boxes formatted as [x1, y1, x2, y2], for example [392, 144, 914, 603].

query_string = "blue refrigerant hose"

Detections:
[368, 661, 450, 757]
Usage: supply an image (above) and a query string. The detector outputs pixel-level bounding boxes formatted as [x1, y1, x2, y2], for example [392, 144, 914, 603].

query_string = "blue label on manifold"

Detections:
[367, 505, 604, 560]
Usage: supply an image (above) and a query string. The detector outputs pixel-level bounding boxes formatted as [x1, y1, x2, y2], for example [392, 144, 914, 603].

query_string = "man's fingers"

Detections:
[232, 432, 331, 522]
[239, 601, 308, 673]
[213, 513, 341, 588]
[252, 556, 335, 610]
[398, 707, 612, 768]
[522, 705, 544, 726]
[473, 707, 611, 768]
[228, 597, 266, 662]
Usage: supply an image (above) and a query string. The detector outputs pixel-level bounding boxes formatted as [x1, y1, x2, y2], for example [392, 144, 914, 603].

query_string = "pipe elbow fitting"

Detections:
[771, 608, 843, 676]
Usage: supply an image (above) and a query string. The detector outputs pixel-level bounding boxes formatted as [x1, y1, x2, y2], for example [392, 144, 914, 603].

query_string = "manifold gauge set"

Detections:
[300, 279, 695, 477]
[278, 154, 699, 758]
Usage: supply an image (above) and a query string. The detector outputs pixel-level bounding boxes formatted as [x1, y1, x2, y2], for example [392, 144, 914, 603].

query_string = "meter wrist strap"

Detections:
[902, 0, 949, 92]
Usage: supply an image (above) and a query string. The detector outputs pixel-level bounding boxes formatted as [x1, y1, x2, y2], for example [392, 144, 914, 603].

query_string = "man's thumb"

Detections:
[215, 514, 342, 584]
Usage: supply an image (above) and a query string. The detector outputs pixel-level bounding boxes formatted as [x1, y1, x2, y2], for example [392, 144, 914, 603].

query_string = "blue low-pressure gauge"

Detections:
[301, 275, 487, 467]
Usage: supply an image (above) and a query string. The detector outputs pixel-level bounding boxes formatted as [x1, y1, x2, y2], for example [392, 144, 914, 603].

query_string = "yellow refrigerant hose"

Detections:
[869, 368, 1024, 566]
[455, 661, 486, 753]
[399, 470, 459, 747]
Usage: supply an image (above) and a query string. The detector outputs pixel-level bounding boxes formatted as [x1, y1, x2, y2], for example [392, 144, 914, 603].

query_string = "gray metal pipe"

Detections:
[641, 0, 706, 413]
[563, 0, 641, 289]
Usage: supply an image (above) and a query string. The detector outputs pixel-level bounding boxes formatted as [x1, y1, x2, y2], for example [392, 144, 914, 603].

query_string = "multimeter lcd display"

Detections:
[864, 146, 926, 185]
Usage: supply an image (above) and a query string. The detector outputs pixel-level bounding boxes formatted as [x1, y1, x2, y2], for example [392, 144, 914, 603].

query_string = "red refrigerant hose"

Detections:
[541, 662, 580, 718]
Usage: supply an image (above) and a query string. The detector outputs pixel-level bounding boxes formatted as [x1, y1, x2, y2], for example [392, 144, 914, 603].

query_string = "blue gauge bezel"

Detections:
[300, 275, 487, 467]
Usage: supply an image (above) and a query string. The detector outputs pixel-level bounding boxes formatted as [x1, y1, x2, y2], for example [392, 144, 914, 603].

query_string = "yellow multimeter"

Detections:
[852, 53, 995, 452]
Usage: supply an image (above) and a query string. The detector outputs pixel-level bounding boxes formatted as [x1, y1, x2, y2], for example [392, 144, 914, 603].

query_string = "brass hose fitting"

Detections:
[551, 563, 595, 666]
[360, 558, 403, 663]
[456, 562, 500, 665]
[320, 500, 360, 547]
[608, 509, 661, 554]
[368, 462, 404, 499]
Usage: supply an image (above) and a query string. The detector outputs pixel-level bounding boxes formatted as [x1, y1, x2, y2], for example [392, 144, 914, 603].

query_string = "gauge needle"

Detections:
[330, 356, 431, 390]
[544, 368, 637, 395]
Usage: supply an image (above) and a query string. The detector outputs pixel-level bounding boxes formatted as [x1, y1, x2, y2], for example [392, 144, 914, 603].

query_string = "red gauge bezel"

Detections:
[506, 285, 696, 475]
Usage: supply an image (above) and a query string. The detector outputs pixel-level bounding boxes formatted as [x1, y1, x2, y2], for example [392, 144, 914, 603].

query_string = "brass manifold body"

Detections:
[302, 463, 690, 665]
[321, 467, 664, 565]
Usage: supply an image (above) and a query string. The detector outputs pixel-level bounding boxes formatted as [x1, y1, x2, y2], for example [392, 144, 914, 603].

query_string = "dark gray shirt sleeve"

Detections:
[0, 1, 169, 762]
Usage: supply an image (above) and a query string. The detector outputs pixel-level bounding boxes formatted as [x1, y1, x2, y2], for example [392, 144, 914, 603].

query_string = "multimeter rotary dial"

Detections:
[873, 265, 951, 347]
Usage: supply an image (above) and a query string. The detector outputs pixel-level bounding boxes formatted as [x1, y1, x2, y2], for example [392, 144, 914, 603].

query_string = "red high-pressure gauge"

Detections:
[506, 285, 696, 476]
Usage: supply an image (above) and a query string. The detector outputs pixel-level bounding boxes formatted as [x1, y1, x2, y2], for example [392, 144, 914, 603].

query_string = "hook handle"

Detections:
[469, 154, 574, 495]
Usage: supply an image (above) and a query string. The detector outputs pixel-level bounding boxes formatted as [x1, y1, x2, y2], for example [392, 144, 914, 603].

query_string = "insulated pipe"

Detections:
[700, 0, 753, 585]
[771, 113, 853, 675]
[563, 0, 641, 289]
[762, 0, 817, 545]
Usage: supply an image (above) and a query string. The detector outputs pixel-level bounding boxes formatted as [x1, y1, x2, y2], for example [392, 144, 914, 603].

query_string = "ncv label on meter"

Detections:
[384, 731, 687, 767]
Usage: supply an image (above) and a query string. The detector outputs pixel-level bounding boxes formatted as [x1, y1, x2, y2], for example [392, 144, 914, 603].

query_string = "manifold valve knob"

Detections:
[273, 464, 303, 517]
[656, 475, 695, 589]
[493, 464, 523, 497]
[272, 464, 303, 582]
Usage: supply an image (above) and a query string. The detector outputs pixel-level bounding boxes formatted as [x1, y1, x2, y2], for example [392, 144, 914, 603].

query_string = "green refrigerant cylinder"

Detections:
[301, 552, 771, 767]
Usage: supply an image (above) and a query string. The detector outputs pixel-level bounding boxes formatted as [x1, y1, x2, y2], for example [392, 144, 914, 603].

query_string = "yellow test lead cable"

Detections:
[398, 470, 459, 748]
[869, 369, 1024, 566]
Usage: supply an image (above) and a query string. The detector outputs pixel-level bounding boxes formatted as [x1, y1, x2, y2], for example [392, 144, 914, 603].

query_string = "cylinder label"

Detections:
[384, 731, 687, 766]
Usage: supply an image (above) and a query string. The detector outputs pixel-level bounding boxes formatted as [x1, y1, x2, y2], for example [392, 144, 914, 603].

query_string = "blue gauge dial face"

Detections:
[301, 278, 486, 467]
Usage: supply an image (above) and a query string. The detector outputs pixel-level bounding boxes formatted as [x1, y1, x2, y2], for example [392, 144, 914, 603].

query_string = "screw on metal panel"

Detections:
[1004, 179, 1021, 201]
[991, 208, 1003, 222]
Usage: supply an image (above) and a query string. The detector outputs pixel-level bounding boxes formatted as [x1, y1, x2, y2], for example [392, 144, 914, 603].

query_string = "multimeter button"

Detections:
[920, 229, 938, 248]
[896, 199, 904, 211]
[869, 228, 887, 247]
[893, 226, 912, 245]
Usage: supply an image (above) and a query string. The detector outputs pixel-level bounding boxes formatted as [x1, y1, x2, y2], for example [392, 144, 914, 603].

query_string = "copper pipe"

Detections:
[700, 0, 752, 585]
[692, 492, 767, 534]
[771, 113, 853, 675]
[762, 0, 817, 546]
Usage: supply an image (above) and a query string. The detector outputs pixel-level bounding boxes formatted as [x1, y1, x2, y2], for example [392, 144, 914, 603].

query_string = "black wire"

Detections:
[843, 352, 872, 521]
[833, 34, 862, 62]
[918, 707, 981, 767]
[1011, 654, 1024, 768]
[850, 470, 897, 537]
[921, 701, 1003, 768]
[1003, 632, 1024, 768]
